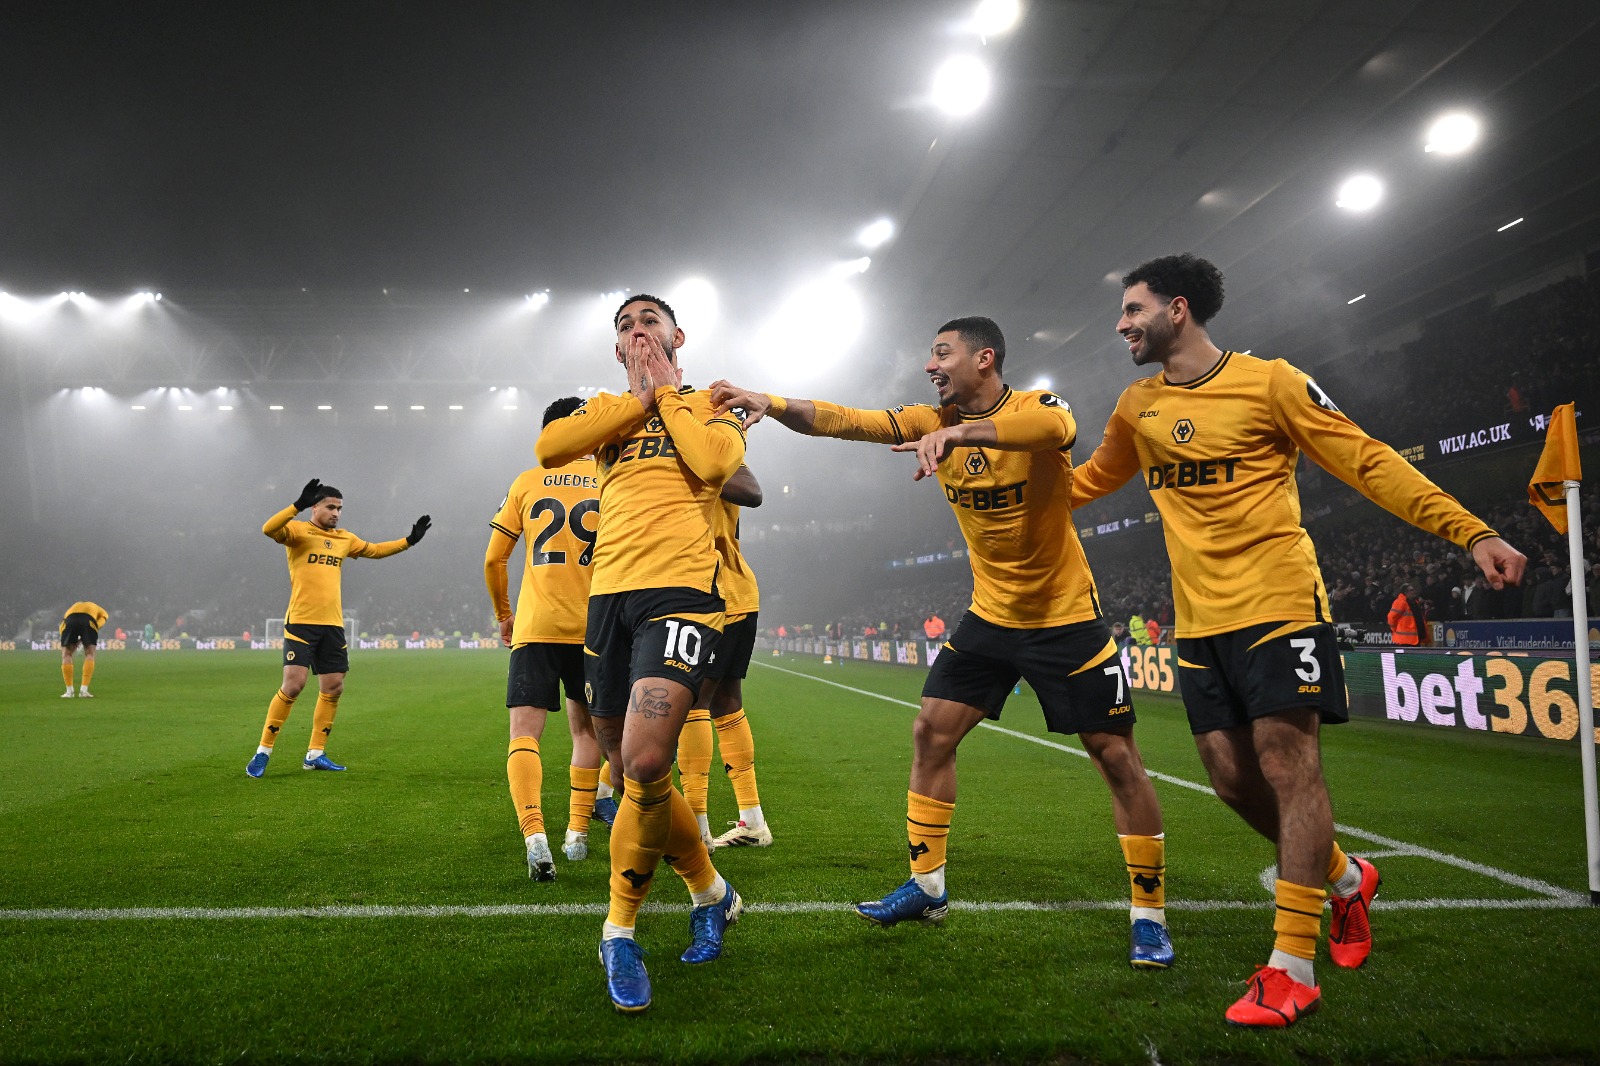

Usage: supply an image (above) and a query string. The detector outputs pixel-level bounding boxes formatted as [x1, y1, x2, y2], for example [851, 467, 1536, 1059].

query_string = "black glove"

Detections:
[293, 478, 322, 511]
[407, 515, 432, 546]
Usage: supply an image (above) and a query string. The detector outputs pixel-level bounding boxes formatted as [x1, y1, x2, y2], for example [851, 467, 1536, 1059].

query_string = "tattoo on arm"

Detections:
[627, 685, 675, 719]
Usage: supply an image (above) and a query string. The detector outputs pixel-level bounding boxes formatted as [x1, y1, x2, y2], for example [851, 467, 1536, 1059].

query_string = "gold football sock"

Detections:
[906, 791, 955, 875]
[678, 709, 713, 816]
[62, 662, 75, 690]
[1119, 833, 1166, 910]
[596, 760, 615, 800]
[81, 660, 95, 689]
[1326, 840, 1350, 886]
[310, 691, 341, 751]
[663, 783, 718, 896]
[1272, 879, 1327, 961]
[606, 774, 673, 929]
[507, 735, 544, 837]
[569, 764, 600, 832]
[259, 689, 297, 749]
[715, 709, 761, 810]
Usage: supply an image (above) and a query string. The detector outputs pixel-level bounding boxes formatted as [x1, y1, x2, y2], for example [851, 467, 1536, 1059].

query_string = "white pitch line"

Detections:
[0, 896, 1586, 922]
[754, 659, 1586, 906]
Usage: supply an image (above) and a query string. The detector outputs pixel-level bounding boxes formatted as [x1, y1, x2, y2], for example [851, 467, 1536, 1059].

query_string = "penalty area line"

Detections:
[0, 896, 1586, 922]
[752, 659, 1586, 906]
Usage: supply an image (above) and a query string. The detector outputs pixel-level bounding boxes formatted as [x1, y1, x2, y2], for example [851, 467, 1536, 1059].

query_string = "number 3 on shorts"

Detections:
[1290, 637, 1320, 683]
[662, 619, 702, 666]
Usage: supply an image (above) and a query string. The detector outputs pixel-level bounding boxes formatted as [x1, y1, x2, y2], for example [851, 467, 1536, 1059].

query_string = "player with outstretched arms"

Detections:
[535, 294, 745, 1014]
[484, 396, 607, 881]
[1073, 253, 1526, 1027]
[713, 316, 1176, 970]
[246, 480, 429, 777]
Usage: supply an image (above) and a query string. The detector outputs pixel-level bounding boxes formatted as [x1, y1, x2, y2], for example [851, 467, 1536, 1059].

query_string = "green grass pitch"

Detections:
[3, 648, 1598, 1064]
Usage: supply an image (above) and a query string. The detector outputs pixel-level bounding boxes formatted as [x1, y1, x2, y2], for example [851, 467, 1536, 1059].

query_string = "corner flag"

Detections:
[1528, 402, 1581, 532]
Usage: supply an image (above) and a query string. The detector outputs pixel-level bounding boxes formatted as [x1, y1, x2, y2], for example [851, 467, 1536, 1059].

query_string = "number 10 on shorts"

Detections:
[662, 619, 703, 666]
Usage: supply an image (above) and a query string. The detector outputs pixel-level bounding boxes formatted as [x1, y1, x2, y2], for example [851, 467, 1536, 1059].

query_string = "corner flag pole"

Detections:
[1528, 402, 1596, 904]
[1562, 480, 1599, 906]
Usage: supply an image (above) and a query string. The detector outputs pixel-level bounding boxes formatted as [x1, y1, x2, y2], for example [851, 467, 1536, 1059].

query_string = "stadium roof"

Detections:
[2, 1, 1596, 398]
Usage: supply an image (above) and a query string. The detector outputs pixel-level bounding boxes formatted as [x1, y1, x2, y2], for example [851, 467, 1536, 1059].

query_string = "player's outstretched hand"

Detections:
[294, 479, 323, 511]
[891, 424, 967, 481]
[710, 381, 771, 428]
[407, 515, 432, 546]
[1471, 535, 1527, 589]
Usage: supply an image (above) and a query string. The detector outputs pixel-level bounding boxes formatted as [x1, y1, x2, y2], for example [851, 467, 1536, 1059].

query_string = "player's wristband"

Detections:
[766, 394, 788, 416]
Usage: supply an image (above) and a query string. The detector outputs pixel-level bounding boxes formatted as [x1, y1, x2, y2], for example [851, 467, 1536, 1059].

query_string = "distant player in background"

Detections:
[484, 396, 606, 880]
[536, 293, 746, 1013]
[246, 480, 430, 778]
[59, 601, 108, 698]
[1073, 252, 1526, 1027]
[713, 315, 1175, 970]
[676, 464, 773, 850]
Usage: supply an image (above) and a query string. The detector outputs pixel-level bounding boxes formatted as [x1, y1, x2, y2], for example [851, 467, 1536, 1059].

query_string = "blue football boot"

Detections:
[1129, 917, 1176, 969]
[592, 795, 619, 828]
[302, 753, 346, 771]
[245, 752, 269, 778]
[599, 937, 650, 1013]
[855, 877, 948, 926]
[681, 882, 743, 963]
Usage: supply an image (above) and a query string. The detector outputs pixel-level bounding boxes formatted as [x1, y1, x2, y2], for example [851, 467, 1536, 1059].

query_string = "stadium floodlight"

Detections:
[756, 277, 864, 384]
[1497, 217, 1524, 232]
[448, 404, 464, 410]
[666, 277, 719, 336]
[374, 405, 389, 411]
[931, 55, 991, 116]
[1424, 112, 1480, 155]
[1030, 376, 1052, 390]
[1347, 293, 1367, 305]
[410, 404, 425, 410]
[1335, 174, 1383, 212]
[522, 291, 550, 311]
[971, 0, 1022, 36]
[218, 405, 233, 411]
[502, 404, 518, 410]
[130, 404, 146, 410]
[269, 404, 284, 411]
[857, 218, 895, 249]
[317, 404, 332, 410]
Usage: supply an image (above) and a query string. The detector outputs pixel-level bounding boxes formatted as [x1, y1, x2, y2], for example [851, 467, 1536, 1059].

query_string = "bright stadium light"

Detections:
[1347, 293, 1367, 305]
[829, 257, 872, 278]
[971, 0, 1022, 36]
[931, 55, 991, 116]
[1497, 217, 1524, 232]
[131, 404, 146, 410]
[1030, 376, 1052, 390]
[666, 277, 719, 336]
[218, 405, 233, 411]
[410, 404, 425, 411]
[317, 404, 332, 411]
[448, 404, 464, 410]
[374, 405, 389, 411]
[756, 277, 865, 384]
[1335, 174, 1383, 212]
[269, 404, 284, 411]
[521, 291, 550, 312]
[858, 218, 895, 249]
[1425, 112, 1480, 155]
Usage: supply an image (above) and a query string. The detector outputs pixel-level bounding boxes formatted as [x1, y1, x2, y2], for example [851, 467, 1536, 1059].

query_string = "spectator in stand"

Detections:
[1463, 575, 1495, 620]
[1145, 616, 1162, 646]
[1110, 620, 1134, 650]
[1387, 584, 1423, 646]
[922, 613, 947, 642]
[1532, 565, 1569, 618]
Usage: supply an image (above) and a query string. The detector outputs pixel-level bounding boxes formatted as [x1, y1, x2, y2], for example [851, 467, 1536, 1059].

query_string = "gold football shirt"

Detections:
[808, 387, 1102, 628]
[485, 458, 600, 645]
[535, 386, 745, 596]
[61, 602, 108, 629]
[1072, 352, 1497, 637]
[713, 499, 760, 617]
[263, 507, 410, 626]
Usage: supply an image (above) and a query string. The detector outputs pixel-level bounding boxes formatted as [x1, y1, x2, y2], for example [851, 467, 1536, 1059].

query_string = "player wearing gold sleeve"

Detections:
[485, 396, 606, 881]
[535, 294, 745, 1014]
[59, 600, 108, 698]
[1074, 253, 1527, 1027]
[245, 480, 429, 778]
[676, 467, 774, 851]
[713, 316, 1174, 970]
